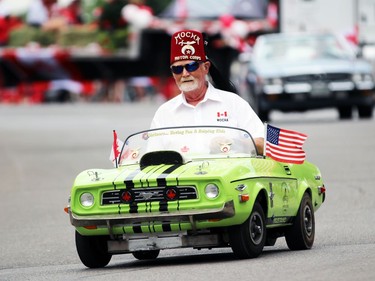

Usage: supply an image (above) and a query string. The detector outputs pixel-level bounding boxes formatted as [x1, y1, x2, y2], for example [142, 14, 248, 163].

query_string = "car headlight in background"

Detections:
[80, 192, 94, 207]
[352, 73, 368, 82]
[205, 184, 219, 199]
[352, 73, 375, 90]
[263, 78, 283, 94]
[352, 73, 361, 82]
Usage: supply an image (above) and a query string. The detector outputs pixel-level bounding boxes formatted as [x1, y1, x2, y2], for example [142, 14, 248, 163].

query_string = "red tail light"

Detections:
[318, 185, 326, 195]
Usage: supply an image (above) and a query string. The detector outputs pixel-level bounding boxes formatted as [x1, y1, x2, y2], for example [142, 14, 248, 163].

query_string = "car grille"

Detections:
[101, 186, 197, 205]
[285, 73, 351, 82]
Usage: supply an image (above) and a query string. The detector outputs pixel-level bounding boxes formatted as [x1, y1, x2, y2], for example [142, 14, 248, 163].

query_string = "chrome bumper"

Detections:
[69, 200, 235, 228]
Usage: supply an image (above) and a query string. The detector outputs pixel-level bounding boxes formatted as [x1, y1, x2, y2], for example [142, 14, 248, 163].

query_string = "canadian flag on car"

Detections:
[109, 130, 124, 167]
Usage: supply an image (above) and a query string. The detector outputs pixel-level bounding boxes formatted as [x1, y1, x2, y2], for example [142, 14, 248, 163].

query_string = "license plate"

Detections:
[310, 82, 330, 97]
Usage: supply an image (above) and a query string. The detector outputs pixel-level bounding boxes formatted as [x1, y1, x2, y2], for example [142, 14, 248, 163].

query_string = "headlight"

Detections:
[271, 78, 283, 85]
[352, 73, 362, 82]
[262, 78, 282, 85]
[352, 73, 373, 82]
[205, 184, 219, 199]
[363, 74, 374, 82]
[80, 192, 94, 207]
[263, 78, 283, 94]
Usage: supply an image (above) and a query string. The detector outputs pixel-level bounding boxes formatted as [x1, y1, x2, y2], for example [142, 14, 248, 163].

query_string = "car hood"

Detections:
[73, 158, 295, 188]
[252, 58, 373, 78]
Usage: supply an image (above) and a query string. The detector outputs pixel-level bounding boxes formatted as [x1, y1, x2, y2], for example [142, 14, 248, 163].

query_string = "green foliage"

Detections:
[8, 25, 129, 51]
[8, 26, 56, 47]
[58, 27, 101, 47]
[97, 28, 129, 51]
[80, 0, 106, 23]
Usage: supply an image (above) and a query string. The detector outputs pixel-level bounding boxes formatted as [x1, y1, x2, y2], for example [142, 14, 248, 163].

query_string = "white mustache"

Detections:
[181, 77, 195, 82]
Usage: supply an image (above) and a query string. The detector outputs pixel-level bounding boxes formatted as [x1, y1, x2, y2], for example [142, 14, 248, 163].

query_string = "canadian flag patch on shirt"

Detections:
[216, 111, 229, 122]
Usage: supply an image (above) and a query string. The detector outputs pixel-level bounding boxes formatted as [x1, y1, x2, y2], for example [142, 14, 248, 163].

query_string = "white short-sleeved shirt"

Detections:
[151, 82, 264, 138]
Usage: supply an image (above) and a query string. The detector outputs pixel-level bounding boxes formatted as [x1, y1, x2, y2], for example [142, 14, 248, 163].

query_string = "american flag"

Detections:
[265, 124, 307, 164]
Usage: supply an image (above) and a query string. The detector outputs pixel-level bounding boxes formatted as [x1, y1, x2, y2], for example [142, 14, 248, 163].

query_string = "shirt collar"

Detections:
[174, 82, 222, 109]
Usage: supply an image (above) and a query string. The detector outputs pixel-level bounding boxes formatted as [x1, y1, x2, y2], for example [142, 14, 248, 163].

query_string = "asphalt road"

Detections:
[0, 103, 374, 281]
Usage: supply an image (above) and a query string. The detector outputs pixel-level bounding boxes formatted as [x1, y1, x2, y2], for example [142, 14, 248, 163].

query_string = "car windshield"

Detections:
[118, 126, 258, 166]
[159, 0, 268, 19]
[255, 34, 354, 62]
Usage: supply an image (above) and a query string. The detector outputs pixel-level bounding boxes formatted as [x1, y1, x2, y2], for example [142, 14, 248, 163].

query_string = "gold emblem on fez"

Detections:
[181, 42, 196, 55]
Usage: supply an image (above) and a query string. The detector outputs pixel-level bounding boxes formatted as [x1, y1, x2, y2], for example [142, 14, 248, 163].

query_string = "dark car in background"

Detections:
[237, 33, 375, 121]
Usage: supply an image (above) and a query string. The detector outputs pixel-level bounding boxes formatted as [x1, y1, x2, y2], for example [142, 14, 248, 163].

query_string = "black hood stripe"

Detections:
[157, 164, 181, 187]
[120, 164, 182, 216]
[124, 168, 141, 188]
[159, 201, 168, 212]
[157, 164, 182, 212]
[162, 222, 172, 232]
[144, 165, 167, 187]
[133, 225, 142, 233]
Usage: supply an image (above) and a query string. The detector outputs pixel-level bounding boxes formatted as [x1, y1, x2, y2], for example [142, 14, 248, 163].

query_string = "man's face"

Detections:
[171, 60, 210, 93]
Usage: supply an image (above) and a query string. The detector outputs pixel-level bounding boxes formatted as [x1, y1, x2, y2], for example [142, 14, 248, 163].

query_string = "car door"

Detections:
[268, 178, 298, 224]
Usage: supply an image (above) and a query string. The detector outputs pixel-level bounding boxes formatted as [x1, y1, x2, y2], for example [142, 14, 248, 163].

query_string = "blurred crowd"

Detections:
[0, 0, 278, 104]
[0, 0, 167, 104]
[0, 0, 154, 44]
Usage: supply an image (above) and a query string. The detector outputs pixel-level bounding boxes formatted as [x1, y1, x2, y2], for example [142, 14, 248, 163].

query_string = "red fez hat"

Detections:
[170, 30, 207, 65]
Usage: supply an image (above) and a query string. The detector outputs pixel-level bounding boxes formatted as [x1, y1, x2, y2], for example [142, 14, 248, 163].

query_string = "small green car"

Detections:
[66, 125, 326, 268]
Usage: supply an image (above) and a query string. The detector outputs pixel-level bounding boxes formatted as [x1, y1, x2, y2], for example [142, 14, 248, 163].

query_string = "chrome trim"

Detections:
[70, 200, 235, 227]
[235, 184, 247, 191]
[108, 233, 223, 253]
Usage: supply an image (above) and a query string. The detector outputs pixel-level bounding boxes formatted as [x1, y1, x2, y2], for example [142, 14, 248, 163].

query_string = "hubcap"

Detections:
[250, 212, 264, 245]
[303, 205, 313, 237]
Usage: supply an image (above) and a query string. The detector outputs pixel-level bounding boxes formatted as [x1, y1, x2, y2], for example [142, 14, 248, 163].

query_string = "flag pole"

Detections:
[263, 123, 267, 158]
[113, 130, 119, 168]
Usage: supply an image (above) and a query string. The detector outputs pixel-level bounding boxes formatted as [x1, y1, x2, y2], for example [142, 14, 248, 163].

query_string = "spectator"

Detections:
[0, 7, 22, 46]
[58, 0, 84, 25]
[26, 0, 59, 29]
[26, 0, 84, 32]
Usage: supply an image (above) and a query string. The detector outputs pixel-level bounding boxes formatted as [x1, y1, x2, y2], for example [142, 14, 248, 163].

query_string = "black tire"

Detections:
[338, 106, 353, 119]
[75, 231, 112, 268]
[229, 202, 266, 259]
[132, 250, 160, 260]
[358, 105, 373, 119]
[285, 193, 315, 250]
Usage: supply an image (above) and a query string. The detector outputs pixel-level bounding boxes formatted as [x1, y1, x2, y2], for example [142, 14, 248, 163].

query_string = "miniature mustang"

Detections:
[65, 125, 326, 268]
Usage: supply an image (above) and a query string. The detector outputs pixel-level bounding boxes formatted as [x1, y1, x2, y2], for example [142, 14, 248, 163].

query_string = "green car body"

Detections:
[67, 126, 326, 268]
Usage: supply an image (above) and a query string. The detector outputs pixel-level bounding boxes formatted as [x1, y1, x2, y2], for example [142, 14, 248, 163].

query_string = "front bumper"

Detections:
[69, 200, 235, 229]
[259, 90, 374, 111]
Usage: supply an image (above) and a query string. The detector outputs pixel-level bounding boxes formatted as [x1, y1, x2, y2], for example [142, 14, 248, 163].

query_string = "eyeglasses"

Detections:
[170, 61, 202, 74]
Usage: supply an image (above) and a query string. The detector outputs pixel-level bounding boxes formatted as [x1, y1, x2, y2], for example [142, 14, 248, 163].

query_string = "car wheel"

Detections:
[358, 105, 373, 119]
[338, 106, 353, 119]
[75, 231, 112, 268]
[132, 250, 160, 260]
[285, 193, 315, 250]
[229, 202, 266, 259]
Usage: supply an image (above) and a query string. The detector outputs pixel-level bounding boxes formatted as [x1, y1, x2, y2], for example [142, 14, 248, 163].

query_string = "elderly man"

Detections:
[150, 29, 264, 154]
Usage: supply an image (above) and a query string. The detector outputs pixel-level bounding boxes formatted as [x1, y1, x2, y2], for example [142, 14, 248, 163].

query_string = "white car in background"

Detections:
[238, 32, 375, 121]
